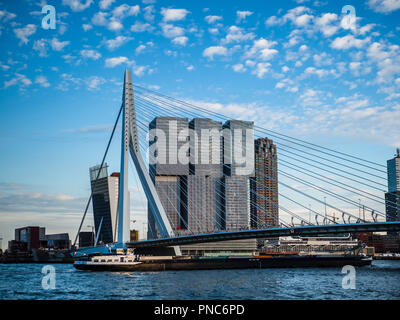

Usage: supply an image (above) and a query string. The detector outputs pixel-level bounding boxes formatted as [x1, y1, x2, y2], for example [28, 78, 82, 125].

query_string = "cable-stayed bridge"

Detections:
[72, 69, 400, 256]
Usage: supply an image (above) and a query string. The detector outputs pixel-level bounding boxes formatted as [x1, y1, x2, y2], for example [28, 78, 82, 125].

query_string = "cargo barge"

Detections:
[73, 254, 372, 272]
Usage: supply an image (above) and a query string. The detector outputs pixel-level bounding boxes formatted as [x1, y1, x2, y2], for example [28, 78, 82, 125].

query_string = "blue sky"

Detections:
[0, 0, 400, 248]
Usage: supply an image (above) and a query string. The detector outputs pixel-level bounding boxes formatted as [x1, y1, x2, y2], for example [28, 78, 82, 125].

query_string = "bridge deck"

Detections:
[126, 222, 400, 248]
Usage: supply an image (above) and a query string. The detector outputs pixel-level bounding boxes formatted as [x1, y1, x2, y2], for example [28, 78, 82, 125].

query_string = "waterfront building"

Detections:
[386, 149, 400, 222]
[250, 138, 279, 229]
[45, 233, 70, 250]
[219, 120, 254, 231]
[89, 164, 120, 244]
[186, 118, 222, 233]
[14, 226, 45, 251]
[147, 117, 256, 251]
[79, 231, 94, 248]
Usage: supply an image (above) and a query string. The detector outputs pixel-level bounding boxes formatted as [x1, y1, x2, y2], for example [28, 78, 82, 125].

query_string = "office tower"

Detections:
[189, 118, 222, 177]
[89, 164, 120, 244]
[148, 117, 255, 237]
[219, 120, 255, 231]
[148, 117, 189, 239]
[185, 118, 223, 233]
[250, 138, 279, 229]
[149, 117, 189, 176]
[386, 149, 400, 222]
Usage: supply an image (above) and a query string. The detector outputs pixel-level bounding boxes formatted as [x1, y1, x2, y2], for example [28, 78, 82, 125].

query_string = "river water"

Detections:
[0, 260, 399, 300]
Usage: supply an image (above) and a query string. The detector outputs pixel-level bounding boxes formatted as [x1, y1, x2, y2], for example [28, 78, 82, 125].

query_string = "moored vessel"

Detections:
[74, 254, 372, 272]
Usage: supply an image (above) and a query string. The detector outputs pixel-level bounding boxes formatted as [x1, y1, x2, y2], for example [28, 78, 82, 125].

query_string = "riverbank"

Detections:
[0, 250, 74, 264]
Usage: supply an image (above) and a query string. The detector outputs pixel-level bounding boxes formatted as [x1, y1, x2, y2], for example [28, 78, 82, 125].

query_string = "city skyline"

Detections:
[1, 0, 400, 247]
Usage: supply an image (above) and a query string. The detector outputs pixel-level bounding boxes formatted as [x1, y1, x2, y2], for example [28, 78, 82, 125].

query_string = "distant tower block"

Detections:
[89, 164, 119, 244]
[386, 148, 400, 224]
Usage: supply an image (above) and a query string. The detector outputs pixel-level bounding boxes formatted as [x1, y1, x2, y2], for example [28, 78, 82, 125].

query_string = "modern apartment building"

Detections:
[386, 149, 400, 223]
[250, 138, 279, 229]
[89, 164, 120, 244]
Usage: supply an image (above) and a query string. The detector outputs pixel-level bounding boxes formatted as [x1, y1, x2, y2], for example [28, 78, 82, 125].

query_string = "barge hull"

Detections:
[74, 256, 371, 272]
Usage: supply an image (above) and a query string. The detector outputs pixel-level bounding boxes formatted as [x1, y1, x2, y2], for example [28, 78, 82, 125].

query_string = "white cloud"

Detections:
[92, 5, 139, 31]
[208, 28, 219, 35]
[4, 73, 32, 89]
[62, 0, 93, 12]
[203, 46, 228, 60]
[143, 5, 155, 22]
[315, 13, 339, 37]
[50, 38, 70, 51]
[232, 64, 246, 73]
[136, 44, 151, 55]
[367, 41, 400, 83]
[82, 23, 92, 31]
[112, 4, 140, 19]
[330, 35, 370, 50]
[313, 52, 333, 66]
[131, 21, 154, 32]
[0, 10, 16, 23]
[86, 76, 106, 90]
[252, 62, 270, 78]
[161, 23, 185, 38]
[368, 0, 400, 13]
[0, 61, 10, 71]
[33, 38, 69, 56]
[99, 0, 115, 10]
[265, 16, 282, 27]
[80, 49, 101, 60]
[186, 65, 194, 71]
[161, 8, 190, 22]
[304, 67, 336, 78]
[358, 24, 375, 36]
[205, 15, 222, 24]
[105, 56, 132, 68]
[236, 10, 253, 23]
[14, 24, 36, 45]
[133, 65, 148, 77]
[105, 35, 133, 50]
[172, 36, 188, 46]
[108, 20, 123, 31]
[33, 39, 48, 57]
[35, 75, 50, 87]
[92, 11, 108, 26]
[222, 26, 255, 44]
[244, 38, 278, 61]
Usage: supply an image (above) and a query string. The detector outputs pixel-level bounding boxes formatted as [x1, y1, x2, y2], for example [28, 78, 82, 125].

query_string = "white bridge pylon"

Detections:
[118, 69, 181, 255]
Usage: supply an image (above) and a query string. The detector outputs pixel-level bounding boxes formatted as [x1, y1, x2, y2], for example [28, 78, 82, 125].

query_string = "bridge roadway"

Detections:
[127, 222, 400, 248]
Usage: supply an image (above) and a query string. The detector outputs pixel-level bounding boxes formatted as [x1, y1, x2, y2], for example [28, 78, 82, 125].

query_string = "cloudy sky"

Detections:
[0, 0, 399, 248]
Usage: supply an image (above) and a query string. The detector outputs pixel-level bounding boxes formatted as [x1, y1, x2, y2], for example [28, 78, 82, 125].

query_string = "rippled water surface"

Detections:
[1, 260, 399, 300]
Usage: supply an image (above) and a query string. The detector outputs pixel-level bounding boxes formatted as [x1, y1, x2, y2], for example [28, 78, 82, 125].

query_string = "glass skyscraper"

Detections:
[385, 149, 400, 222]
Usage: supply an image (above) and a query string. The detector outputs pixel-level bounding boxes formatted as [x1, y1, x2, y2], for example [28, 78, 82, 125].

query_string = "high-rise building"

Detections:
[386, 149, 400, 222]
[147, 117, 255, 237]
[186, 118, 222, 233]
[148, 117, 189, 239]
[89, 164, 120, 244]
[218, 120, 254, 231]
[250, 138, 279, 229]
